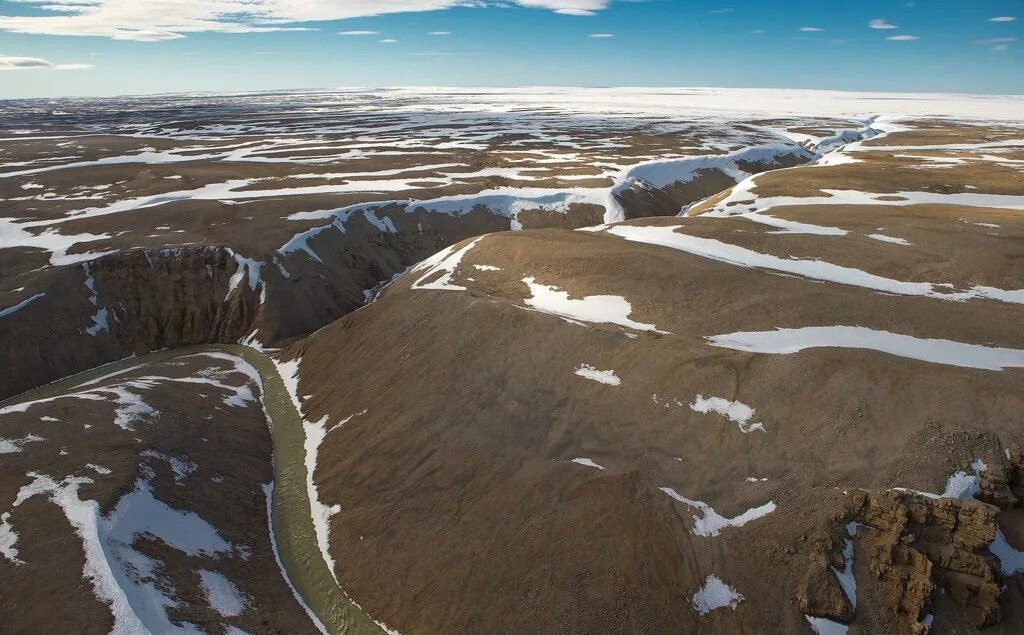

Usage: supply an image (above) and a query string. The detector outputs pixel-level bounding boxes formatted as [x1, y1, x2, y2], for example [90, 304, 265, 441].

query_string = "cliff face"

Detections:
[0, 204, 513, 400]
[2, 156, 774, 401]
[801, 492, 1001, 633]
[614, 147, 816, 220]
[0, 247, 247, 399]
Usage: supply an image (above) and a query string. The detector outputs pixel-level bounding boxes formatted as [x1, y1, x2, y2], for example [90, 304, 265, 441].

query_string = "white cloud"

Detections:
[992, 44, 1009, 51]
[427, 30, 451, 35]
[869, 19, 897, 29]
[589, 33, 614, 38]
[0, 0, 613, 41]
[988, 16, 1017, 22]
[886, 34, 919, 41]
[378, 38, 398, 43]
[339, 30, 379, 35]
[0, 55, 93, 71]
[799, 26, 824, 32]
[517, 0, 610, 16]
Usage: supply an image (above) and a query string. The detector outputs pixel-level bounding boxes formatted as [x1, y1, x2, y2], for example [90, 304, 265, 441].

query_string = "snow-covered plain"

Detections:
[4, 87, 1020, 269]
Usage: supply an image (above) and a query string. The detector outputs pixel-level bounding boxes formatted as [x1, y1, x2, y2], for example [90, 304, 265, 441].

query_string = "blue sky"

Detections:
[0, 0, 1020, 98]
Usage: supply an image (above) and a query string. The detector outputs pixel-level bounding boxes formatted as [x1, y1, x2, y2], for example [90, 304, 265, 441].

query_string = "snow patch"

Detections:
[522, 277, 668, 333]
[14, 473, 233, 633]
[805, 615, 849, 635]
[831, 522, 857, 609]
[141, 451, 197, 484]
[707, 325, 1024, 371]
[893, 460, 986, 501]
[303, 415, 341, 582]
[410, 237, 485, 291]
[742, 213, 847, 236]
[603, 224, 1024, 305]
[689, 395, 765, 433]
[273, 357, 304, 416]
[198, 569, 247, 617]
[991, 528, 1024, 575]
[0, 512, 21, 564]
[574, 364, 621, 386]
[868, 233, 911, 246]
[0, 292, 45, 318]
[660, 487, 776, 536]
[569, 458, 605, 470]
[0, 434, 45, 454]
[225, 249, 263, 300]
[692, 575, 743, 615]
[82, 262, 110, 337]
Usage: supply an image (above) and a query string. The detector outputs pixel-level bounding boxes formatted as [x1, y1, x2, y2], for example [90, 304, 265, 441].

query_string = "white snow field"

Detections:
[3, 87, 1022, 267]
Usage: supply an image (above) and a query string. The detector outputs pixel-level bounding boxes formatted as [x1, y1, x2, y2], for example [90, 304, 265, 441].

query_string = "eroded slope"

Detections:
[0, 90, 896, 399]
[0, 351, 314, 634]
[278, 120, 1024, 634]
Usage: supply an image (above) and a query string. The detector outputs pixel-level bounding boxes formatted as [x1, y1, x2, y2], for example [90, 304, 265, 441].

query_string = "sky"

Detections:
[0, 0, 1020, 99]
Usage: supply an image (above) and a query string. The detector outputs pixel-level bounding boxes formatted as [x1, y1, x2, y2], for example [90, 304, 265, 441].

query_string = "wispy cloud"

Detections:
[411, 51, 468, 56]
[974, 37, 1015, 52]
[427, 31, 451, 35]
[0, 55, 93, 71]
[339, 30, 379, 36]
[886, 34, 919, 41]
[709, 8, 733, 14]
[988, 16, 1017, 22]
[500, 0, 612, 17]
[589, 33, 614, 38]
[0, 0, 613, 41]
[378, 38, 398, 43]
[869, 19, 897, 30]
[799, 26, 825, 32]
